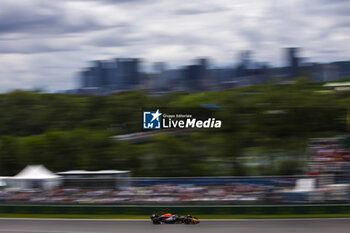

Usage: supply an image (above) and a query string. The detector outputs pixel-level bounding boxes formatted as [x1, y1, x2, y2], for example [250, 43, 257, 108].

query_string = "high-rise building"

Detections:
[80, 70, 90, 88]
[79, 58, 140, 92]
[235, 50, 253, 77]
[286, 47, 300, 78]
[153, 62, 166, 74]
[184, 58, 211, 91]
[115, 58, 140, 89]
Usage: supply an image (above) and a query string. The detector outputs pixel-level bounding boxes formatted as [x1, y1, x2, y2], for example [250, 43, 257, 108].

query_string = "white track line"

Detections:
[0, 230, 108, 233]
[0, 218, 148, 221]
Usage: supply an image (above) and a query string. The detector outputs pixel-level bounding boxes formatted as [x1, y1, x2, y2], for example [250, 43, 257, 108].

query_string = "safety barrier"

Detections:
[0, 204, 350, 215]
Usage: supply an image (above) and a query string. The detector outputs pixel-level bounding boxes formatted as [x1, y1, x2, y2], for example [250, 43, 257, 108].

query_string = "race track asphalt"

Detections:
[0, 218, 350, 233]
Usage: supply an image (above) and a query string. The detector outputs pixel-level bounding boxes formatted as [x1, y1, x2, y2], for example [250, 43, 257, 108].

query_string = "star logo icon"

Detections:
[143, 109, 162, 129]
[151, 109, 162, 122]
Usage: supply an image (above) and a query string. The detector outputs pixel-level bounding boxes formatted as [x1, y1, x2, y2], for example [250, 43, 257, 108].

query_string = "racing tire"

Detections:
[184, 219, 191, 224]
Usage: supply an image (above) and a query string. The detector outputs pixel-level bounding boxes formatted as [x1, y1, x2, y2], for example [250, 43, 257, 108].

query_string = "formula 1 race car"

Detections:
[150, 213, 200, 224]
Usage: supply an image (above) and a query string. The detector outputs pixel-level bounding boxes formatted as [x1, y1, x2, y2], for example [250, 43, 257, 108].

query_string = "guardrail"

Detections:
[0, 204, 350, 215]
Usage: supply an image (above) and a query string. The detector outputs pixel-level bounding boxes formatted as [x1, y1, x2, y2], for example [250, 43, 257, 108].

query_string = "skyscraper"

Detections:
[286, 47, 300, 78]
[115, 58, 140, 89]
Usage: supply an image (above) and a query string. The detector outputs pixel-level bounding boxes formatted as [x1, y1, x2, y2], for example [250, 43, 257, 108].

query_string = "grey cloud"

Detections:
[86, 24, 142, 48]
[173, 5, 228, 15]
[0, 0, 350, 92]
[317, 0, 350, 4]
[304, 1, 350, 16]
[65, 0, 153, 5]
[0, 39, 78, 54]
[0, 2, 61, 33]
[89, 34, 131, 47]
[0, 1, 119, 36]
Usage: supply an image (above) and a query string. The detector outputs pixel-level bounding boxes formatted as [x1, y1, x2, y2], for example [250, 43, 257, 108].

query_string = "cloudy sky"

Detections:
[0, 0, 349, 92]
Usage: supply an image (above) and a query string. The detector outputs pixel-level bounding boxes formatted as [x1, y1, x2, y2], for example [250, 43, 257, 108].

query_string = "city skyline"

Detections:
[75, 47, 350, 95]
[0, 0, 349, 92]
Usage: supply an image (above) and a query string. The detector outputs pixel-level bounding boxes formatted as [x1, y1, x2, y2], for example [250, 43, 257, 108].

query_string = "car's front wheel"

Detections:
[184, 219, 191, 224]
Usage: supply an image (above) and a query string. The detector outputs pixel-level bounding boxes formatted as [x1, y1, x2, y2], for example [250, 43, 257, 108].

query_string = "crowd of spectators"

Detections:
[1, 136, 350, 205]
[0, 184, 271, 204]
[307, 137, 350, 176]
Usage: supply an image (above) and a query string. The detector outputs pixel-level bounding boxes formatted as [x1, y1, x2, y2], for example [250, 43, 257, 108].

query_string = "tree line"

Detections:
[0, 79, 349, 176]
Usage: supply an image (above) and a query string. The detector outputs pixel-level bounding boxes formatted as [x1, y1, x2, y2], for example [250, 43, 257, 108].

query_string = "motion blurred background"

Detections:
[0, 0, 350, 210]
